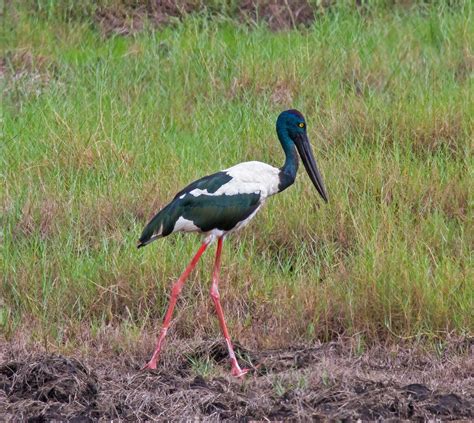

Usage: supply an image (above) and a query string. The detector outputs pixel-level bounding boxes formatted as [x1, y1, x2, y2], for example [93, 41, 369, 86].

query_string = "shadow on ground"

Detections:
[1, 340, 472, 421]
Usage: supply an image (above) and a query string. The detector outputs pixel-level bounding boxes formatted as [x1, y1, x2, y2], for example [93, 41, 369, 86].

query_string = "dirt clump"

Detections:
[1, 340, 472, 420]
[0, 355, 98, 421]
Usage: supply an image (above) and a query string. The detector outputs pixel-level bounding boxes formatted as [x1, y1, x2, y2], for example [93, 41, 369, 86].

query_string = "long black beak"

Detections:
[294, 133, 328, 203]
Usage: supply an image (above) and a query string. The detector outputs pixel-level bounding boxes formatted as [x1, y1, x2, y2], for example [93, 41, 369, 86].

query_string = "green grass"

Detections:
[1, 3, 473, 354]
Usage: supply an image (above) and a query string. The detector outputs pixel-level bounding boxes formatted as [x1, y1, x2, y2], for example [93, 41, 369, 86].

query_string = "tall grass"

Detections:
[2, 3, 473, 353]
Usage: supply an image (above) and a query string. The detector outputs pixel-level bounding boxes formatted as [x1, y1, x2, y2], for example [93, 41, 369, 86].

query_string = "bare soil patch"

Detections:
[1, 339, 472, 421]
[95, 0, 320, 36]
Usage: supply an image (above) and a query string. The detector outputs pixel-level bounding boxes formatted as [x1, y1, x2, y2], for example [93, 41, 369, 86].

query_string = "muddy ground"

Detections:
[0, 338, 472, 421]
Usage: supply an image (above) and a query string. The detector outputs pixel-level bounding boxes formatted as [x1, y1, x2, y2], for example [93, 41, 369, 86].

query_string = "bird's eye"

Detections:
[298, 122, 305, 128]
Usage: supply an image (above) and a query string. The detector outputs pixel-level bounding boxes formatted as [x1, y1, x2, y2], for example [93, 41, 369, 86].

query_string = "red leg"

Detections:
[144, 241, 209, 370]
[210, 237, 249, 377]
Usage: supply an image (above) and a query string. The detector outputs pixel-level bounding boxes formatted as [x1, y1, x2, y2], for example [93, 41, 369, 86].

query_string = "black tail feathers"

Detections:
[137, 202, 178, 249]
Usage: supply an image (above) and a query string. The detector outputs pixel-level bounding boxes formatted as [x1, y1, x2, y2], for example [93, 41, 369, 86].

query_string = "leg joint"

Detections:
[171, 283, 183, 297]
[210, 286, 220, 300]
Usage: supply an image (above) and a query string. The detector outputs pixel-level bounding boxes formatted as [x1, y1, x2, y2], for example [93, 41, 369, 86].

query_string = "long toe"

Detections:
[231, 366, 250, 378]
[142, 360, 158, 371]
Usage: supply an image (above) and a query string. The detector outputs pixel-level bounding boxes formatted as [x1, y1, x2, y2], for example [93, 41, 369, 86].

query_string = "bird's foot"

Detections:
[142, 353, 159, 371]
[231, 360, 249, 378]
[231, 367, 249, 378]
[142, 360, 157, 371]
[141, 347, 163, 371]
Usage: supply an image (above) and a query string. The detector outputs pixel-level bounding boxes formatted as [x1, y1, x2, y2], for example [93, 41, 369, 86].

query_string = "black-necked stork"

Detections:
[138, 109, 328, 377]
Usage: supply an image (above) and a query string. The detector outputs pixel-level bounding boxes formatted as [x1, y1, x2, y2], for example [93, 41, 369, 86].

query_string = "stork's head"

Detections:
[276, 109, 328, 203]
[276, 109, 307, 138]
